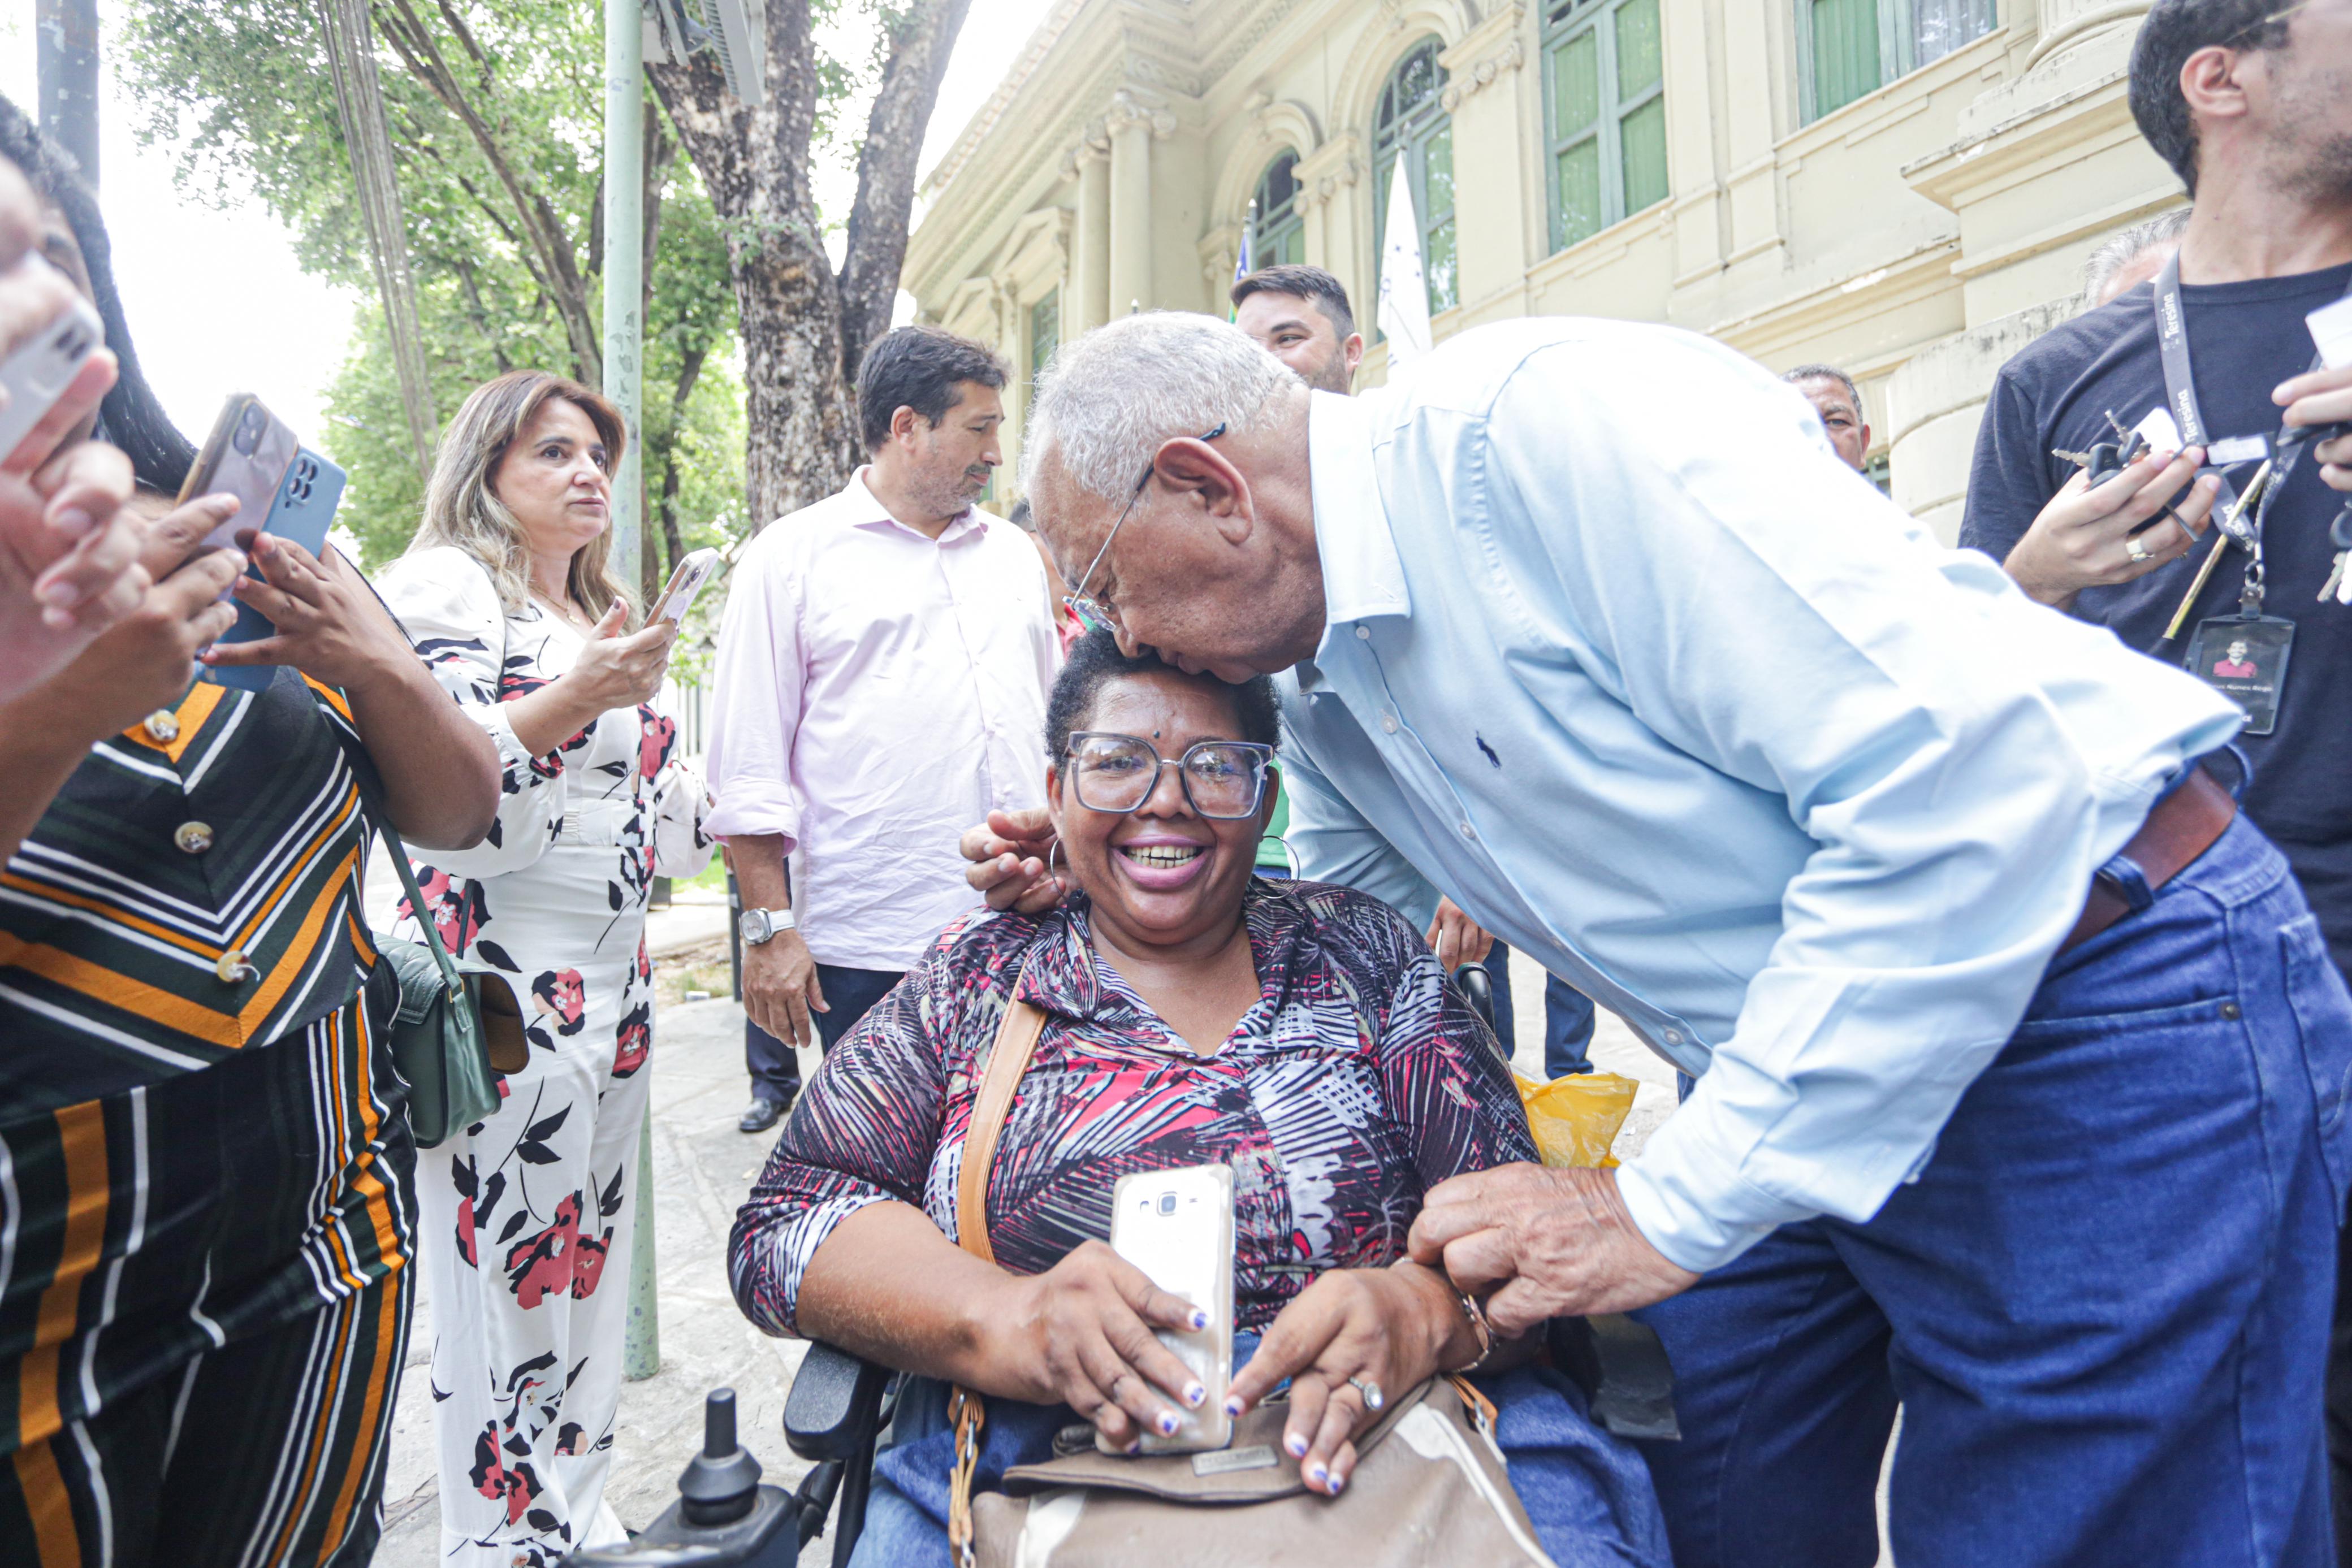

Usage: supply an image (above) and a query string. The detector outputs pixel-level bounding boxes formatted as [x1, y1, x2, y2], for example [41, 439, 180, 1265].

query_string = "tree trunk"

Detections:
[652, 0, 974, 529]
[837, 0, 980, 383]
[652, 13, 855, 529]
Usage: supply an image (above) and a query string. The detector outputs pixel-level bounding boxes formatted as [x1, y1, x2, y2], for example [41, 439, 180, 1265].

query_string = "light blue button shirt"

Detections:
[1279, 318, 2243, 1274]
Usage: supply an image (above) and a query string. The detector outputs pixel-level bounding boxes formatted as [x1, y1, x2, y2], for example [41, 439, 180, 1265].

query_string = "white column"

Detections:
[1107, 91, 1162, 313]
[1072, 140, 1111, 331]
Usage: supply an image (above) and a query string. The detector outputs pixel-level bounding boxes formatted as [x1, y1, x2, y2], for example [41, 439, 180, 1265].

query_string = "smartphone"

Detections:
[204, 444, 349, 693]
[1106, 1163, 1234, 1454]
[648, 546, 720, 625]
[0, 260, 105, 468]
[180, 393, 303, 552]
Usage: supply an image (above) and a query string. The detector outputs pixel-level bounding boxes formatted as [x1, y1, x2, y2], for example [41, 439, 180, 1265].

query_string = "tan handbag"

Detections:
[944, 969, 1559, 1568]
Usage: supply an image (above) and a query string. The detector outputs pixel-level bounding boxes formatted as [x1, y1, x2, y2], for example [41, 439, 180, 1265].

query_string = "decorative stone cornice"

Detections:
[1106, 88, 1179, 138]
[1439, 38, 1525, 111]
[1294, 134, 1367, 209]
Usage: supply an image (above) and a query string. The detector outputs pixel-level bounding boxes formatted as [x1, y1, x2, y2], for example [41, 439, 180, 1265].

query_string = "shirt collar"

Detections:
[1013, 881, 1312, 1038]
[842, 466, 984, 543]
[1307, 390, 1413, 652]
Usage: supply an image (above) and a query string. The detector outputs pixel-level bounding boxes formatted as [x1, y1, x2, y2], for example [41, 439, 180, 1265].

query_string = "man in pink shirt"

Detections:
[707, 326, 1060, 1131]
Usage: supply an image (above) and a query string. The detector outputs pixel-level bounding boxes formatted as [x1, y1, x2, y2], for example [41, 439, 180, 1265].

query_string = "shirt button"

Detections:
[1355, 626, 1371, 640]
[1662, 1029, 1684, 1045]
[1381, 713, 1399, 734]
[214, 947, 257, 984]
[1459, 822, 1476, 839]
[174, 821, 214, 855]
[142, 709, 180, 744]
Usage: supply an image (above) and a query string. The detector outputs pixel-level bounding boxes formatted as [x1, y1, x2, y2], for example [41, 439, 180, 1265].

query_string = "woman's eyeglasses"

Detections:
[1062, 423, 1227, 638]
[1065, 732, 1273, 818]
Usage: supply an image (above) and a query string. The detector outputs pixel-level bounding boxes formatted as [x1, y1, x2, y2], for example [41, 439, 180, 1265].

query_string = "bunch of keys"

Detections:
[2289, 418, 2352, 604]
[2053, 411, 2203, 539]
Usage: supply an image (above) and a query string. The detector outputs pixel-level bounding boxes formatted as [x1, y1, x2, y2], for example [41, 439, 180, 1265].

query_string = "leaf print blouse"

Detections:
[730, 878, 1537, 1337]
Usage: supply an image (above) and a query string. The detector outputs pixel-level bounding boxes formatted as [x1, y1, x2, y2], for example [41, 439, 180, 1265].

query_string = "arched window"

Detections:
[1374, 38, 1457, 317]
[1250, 151, 1306, 269]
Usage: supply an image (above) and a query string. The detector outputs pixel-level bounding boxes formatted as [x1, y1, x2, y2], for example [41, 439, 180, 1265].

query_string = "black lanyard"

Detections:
[2153, 253, 2344, 582]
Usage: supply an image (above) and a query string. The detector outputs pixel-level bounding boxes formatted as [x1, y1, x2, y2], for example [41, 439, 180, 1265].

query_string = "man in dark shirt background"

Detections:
[1960, 0, 2352, 1549]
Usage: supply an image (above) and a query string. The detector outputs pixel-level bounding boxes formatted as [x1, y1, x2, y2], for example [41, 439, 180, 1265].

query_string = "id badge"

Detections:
[2186, 614, 2296, 735]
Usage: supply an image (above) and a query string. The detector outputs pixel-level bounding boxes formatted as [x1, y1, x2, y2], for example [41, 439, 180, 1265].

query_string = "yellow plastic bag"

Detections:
[1515, 1071, 1641, 1169]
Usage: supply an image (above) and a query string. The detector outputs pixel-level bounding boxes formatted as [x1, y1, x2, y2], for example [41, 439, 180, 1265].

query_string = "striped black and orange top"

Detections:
[0, 669, 414, 1465]
[0, 671, 381, 1113]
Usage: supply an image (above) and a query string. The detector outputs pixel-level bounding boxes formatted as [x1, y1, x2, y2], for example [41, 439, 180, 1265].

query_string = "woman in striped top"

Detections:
[0, 107, 501, 1568]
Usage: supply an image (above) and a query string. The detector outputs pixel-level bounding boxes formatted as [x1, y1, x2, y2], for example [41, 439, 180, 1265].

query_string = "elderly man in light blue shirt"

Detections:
[969, 310, 2352, 1566]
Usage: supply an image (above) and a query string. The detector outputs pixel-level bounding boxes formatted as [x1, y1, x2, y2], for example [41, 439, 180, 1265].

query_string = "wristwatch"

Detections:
[739, 907, 797, 946]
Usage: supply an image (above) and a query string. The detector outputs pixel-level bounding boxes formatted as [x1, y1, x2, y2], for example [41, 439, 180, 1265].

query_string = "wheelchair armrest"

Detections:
[1452, 963, 1498, 1036]
[1547, 1312, 1679, 1442]
[784, 1341, 894, 1464]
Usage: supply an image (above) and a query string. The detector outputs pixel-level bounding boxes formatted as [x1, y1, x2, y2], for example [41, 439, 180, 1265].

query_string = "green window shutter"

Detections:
[1810, 0, 1882, 115]
[1614, 0, 1662, 94]
[1030, 291, 1059, 379]
[1620, 97, 1668, 214]
[1558, 140, 1603, 247]
[1553, 28, 1601, 132]
[1424, 124, 1458, 311]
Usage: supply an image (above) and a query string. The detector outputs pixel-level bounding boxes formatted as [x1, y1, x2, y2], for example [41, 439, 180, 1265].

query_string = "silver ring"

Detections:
[1346, 1376, 1384, 1413]
[2125, 535, 2152, 564]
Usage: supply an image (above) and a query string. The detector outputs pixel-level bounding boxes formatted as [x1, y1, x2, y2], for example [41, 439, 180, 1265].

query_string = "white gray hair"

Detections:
[1023, 311, 1302, 503]
[2081, 208, 2191, 311]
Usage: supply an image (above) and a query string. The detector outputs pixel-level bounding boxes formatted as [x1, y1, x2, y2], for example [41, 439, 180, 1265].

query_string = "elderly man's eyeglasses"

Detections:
[1063, 423, 1228, 638]
[1065, 732, 1273, 818]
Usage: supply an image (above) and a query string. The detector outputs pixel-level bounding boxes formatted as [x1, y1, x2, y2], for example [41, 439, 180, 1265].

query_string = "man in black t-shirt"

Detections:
[1961, 0, 2352, 1552]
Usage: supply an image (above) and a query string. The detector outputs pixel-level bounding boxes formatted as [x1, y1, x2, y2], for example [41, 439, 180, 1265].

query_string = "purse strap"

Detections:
[949, 958, 1048, 1566]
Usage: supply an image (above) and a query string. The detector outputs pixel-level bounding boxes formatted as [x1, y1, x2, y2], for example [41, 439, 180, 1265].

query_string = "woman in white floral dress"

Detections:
[377, 370, 712, 1567]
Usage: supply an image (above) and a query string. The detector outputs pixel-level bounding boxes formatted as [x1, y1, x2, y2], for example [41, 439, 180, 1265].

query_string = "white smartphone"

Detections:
[648, 547, 720, 625]
[0, 259, 105, 467]
[1106, 1163, 1234, 1454]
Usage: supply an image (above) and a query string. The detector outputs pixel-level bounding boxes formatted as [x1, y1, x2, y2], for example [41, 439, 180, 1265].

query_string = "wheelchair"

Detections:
[569, 961, 1675, 1567]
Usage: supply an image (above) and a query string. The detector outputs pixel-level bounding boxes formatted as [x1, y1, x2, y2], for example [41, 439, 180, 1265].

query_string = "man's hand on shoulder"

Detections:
[959, 806, 1070, 914]
[1406, 1162, 1698, 1335]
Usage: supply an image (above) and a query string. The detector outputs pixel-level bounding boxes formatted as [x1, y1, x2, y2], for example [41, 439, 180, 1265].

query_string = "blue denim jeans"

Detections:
[1465, 941, 1598, 1078]
[1635, 812, 2352, 1568]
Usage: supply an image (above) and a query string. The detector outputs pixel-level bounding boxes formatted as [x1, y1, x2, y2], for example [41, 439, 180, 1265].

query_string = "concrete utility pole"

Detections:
[36, 0, 101, 189]
[606, 0, 660, 1384]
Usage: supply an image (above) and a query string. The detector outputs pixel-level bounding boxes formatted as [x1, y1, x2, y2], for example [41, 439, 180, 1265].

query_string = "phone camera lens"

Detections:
[233, 406, 267, 456]
[1158, 1193, 1177, 1215]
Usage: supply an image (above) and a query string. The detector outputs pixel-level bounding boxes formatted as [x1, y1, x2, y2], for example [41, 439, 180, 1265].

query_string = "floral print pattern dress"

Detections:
[379, 545, 713, 1566]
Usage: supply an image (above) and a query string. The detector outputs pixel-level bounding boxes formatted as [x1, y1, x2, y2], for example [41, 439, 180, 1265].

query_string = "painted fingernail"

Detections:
[39, 579, 79, 608]
[1286, 1433, 1308, 1458]
[1183, 1382, 1205, 1407]
[1188, 1309, 1209, 1331]
[1125, 1439, 1142, 1456]
[51, 506, 93, 538]
[1223, 1396, 1244, 1418]
[1329, 1470, 1347, 1494]
[1157, 1411, 1178, 1437]
[1306, 1462, 1328, 1486]
[42, 605, 74, 629]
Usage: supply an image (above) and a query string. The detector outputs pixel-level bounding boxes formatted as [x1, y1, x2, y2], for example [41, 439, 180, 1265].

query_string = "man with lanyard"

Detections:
[1961, 3, 2352, 1548]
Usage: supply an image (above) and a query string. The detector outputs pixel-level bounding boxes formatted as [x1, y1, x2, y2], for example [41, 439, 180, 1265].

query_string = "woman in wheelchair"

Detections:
[729, 631, 1669, 1566]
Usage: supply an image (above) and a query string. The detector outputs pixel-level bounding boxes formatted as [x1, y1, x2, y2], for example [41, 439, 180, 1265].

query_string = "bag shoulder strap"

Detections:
[956, 961, 1047, 1264]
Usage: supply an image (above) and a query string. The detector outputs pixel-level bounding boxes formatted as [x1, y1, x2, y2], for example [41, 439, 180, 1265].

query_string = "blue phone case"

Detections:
[204, 446, 348, 694]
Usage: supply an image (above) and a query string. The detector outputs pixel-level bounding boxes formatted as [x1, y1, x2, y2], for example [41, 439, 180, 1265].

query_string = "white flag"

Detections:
[1377, 157, 1432, 373]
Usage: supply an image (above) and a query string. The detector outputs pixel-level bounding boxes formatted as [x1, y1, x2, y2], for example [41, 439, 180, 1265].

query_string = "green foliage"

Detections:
[116, 0, 746, 571]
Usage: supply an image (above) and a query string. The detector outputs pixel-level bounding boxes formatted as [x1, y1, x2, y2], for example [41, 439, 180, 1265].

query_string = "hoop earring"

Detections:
[1048, 841, 1065, 876]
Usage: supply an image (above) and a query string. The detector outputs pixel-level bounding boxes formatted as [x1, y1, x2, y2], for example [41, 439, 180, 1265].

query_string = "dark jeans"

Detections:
[745, 963, 906, 1102]
[1476, 940, 1598, 1077]
[1635, 812, 2350, 1567]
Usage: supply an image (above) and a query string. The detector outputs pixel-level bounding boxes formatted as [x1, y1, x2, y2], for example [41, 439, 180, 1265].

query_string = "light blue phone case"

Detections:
[204, 446, 348, 694]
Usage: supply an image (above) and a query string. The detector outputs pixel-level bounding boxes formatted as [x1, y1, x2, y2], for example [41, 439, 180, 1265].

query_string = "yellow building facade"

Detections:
[905, 0, 2184, 543]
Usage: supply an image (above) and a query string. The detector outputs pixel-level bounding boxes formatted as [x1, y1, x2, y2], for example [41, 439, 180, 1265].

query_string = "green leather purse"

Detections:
[373, 823, 520, 1147]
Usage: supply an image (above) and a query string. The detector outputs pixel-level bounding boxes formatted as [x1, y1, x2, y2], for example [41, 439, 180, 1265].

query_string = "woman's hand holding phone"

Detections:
[505, 605, 677, 757]
[972, 1238, 1212, 1451]
[2, 493, 244, 745]
[202, 529, 417, 694]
